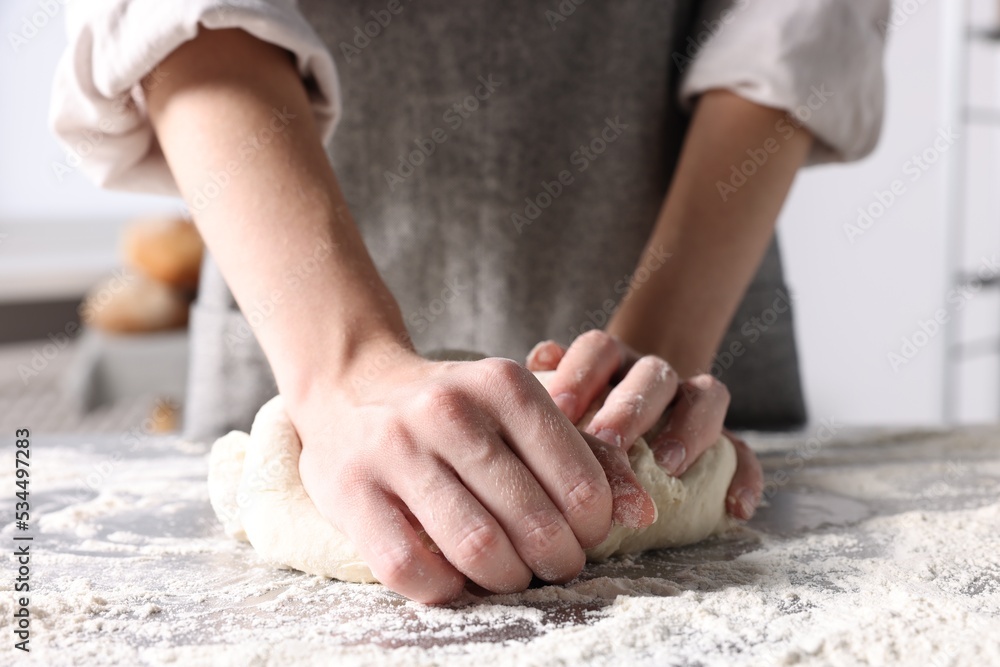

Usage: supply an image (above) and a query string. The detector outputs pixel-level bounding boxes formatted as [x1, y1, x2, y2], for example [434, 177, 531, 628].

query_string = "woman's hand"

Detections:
[293, 346, 655, 604]
[145, 28, 656, 604]
[526, 331, 763, 520]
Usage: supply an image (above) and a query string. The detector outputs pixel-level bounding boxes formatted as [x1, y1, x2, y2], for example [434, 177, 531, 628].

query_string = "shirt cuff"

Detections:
[679, 0, 890, 165]
[49, 0, 340, 195]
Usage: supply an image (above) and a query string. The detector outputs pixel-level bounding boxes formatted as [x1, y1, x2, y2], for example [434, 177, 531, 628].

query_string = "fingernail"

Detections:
[736, 489, 757, 520]
[655, 439, 686, 475]
[553, 393, 577, 419]
[594, 428, 622, 448]
[528, 341, 550, 361]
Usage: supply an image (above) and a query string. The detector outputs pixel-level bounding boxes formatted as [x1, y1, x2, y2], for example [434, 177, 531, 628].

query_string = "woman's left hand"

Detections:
[527, 331, 763, 520]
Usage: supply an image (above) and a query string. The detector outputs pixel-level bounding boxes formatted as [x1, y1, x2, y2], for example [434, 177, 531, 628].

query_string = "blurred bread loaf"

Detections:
[122, 217, 204, 291]
[80, 272, 190, 333]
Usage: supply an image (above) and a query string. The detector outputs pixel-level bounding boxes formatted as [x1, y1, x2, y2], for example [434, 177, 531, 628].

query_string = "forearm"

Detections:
[607, 90, 812, 377]
[145, 28, 408, 402]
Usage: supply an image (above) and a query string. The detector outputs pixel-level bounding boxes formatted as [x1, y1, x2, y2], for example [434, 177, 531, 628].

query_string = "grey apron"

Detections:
[184, 0, 807, 440]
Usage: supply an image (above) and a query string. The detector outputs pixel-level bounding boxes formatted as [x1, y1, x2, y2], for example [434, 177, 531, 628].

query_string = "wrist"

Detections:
[277, 328, 423, 409]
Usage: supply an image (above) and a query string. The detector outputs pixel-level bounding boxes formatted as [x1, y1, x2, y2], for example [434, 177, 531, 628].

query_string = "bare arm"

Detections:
[531, 91, 811, 519]
[145, 28, 659, 603]
[608, 90, 812, 375]
[143, 28, 404, 399]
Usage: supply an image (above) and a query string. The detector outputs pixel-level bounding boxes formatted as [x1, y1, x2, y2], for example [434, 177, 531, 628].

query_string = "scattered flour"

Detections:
[1, 430, 998, 666]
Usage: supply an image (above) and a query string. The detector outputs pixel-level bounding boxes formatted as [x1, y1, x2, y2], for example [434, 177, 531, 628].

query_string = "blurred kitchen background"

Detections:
[1, 1, 999, 435]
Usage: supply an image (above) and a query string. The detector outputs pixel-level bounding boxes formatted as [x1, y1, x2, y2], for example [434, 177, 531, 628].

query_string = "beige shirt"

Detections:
[51, 0, 889, 194]
[49, 0, 890, 437]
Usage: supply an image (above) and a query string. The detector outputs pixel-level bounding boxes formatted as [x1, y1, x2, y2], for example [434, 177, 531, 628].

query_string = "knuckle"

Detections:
[481, 358, 537, 409]
[562, 472, 611, 519]
[682, 374, 729, 404]
[605, 389, 644, 418]
[452, 522, 503, 566]
[414, 384, 470, 423]
[374, 543, 423, 587]
[381, 420, 420, 458]
[577, 330, 618, 358]
[459, 437, 503, 471]
[701, 374, 731, 404]
[577, 329, 612, 348]
[332, 458, 378, 500]
[635, 355, 676, 383]
[680, 377, 707, 400]
[593, 405, 637, 439]
[483, 357, 528, 385]
[519, 509, 566, 553]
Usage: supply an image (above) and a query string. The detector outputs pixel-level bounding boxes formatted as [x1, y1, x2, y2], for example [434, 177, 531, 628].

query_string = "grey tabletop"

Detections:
[2, 426, 999, 666]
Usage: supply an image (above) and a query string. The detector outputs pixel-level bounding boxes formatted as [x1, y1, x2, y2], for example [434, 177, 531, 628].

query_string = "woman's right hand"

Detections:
[141, 27, 654, 604]
[292, 347, 655, 603]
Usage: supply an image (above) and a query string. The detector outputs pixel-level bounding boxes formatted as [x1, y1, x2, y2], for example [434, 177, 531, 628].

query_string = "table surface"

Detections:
[2, 426, 999, 666]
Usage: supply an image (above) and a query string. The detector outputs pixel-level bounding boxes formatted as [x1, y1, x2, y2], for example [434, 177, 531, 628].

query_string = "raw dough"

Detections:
[208, 371, 736, 582]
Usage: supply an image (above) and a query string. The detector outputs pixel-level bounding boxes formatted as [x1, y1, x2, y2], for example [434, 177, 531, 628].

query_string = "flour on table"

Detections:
[207, 370, 737, 582]
[2, 428, 998, 666]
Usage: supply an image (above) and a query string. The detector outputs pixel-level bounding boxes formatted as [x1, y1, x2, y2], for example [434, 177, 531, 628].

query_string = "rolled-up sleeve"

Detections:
[50, 0, 340, 195]
[679, 0, 890, 165]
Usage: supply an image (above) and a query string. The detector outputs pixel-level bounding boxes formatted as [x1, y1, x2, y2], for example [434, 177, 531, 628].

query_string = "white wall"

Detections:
[0, 0, 180, 301]
[0, 0, 179, 221]
[779, 2, 949, 425]
[1, 0, 996, 425]
[779, 1, 999, 426]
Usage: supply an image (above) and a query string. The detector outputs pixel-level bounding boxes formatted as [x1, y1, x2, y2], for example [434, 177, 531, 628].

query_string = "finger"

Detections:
[396, 463, 535, 593]
[580, 432, 656, 530]
[483, 358, 614, 550]
[542, 330, 628, 423]
[724, 430, 763, 520]
[648, 374, 730, 477]
[347, 489, 466, 604]
[444, 432, 586, 584]
[584, 355, 679, 451]
[526, 340, 567, 372]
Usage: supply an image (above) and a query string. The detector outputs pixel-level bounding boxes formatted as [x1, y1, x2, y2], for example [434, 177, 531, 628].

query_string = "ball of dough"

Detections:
[531, 371, 736, 560]
[208, 431, 250, 541]
[208, 371, 737, 583]
[210, 397, 377, 583]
